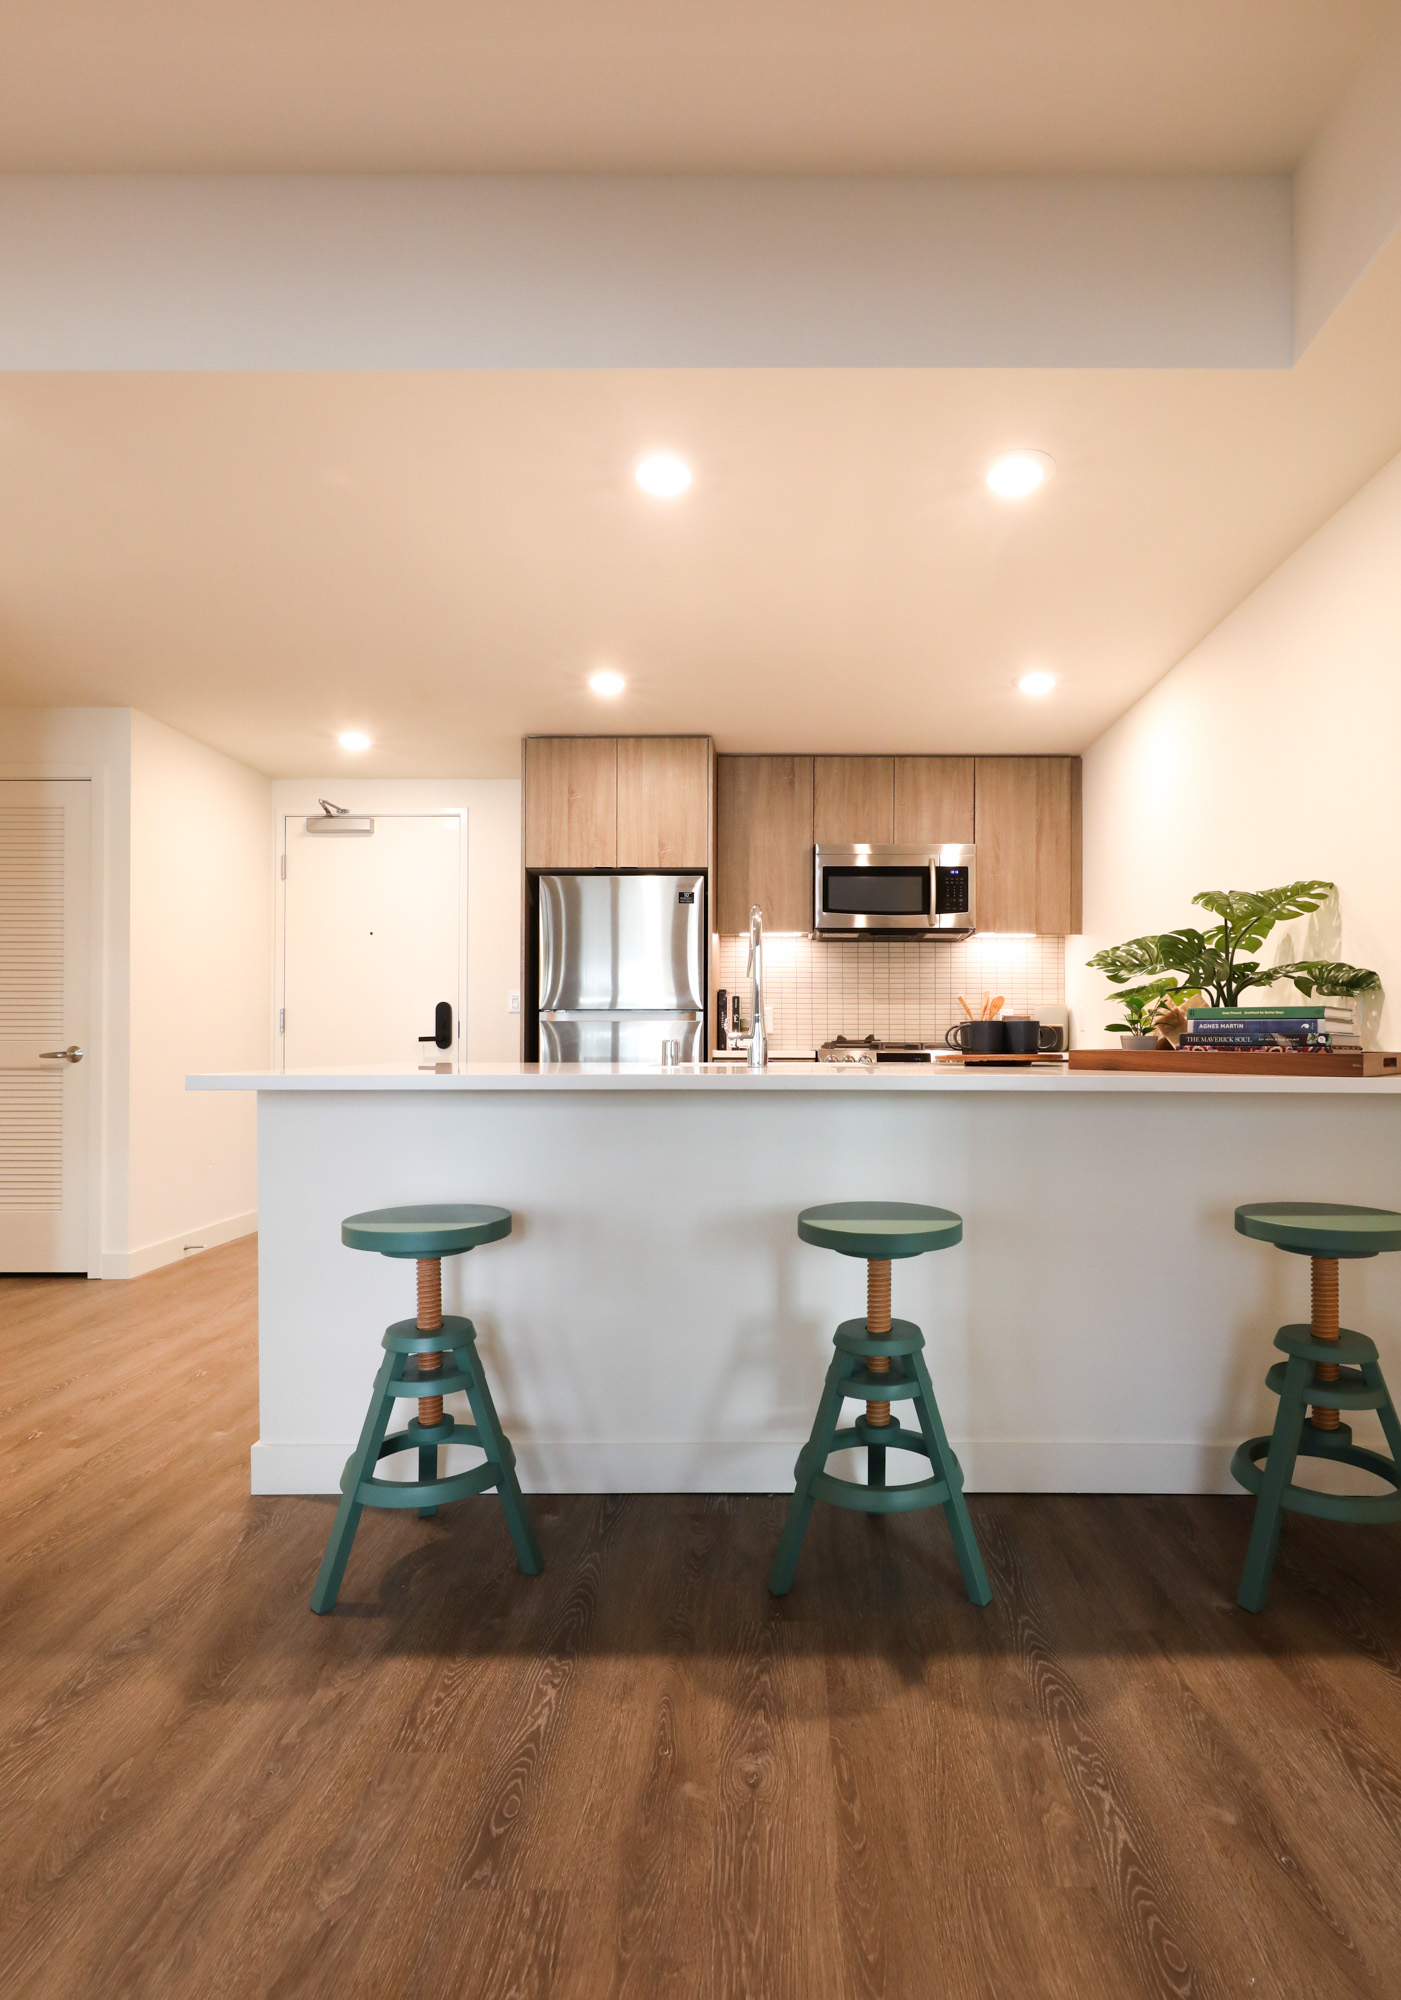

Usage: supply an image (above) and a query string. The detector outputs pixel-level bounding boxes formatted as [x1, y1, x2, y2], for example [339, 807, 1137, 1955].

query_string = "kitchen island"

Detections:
[189, 1062, 1401, 1497]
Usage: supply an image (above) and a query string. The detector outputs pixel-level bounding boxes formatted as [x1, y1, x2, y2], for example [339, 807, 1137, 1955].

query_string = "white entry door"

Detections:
[0, 781, 92, 1272]
[282, 813, 465, 1069]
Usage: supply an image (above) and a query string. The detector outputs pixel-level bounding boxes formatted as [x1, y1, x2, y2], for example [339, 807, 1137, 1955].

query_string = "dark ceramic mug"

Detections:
[1003, 1016, 1061, 1053]
[945, 1019, 1007, 1054]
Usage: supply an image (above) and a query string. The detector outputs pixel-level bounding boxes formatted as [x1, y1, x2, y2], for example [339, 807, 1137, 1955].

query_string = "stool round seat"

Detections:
[342, 1203, 512, 1259]
[1235, 1201, 1401, 1260]
[797, 1200, 962, 1260]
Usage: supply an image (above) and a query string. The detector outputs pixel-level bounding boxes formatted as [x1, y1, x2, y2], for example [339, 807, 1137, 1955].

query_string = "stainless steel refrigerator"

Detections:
[538, 872, 706, 1063]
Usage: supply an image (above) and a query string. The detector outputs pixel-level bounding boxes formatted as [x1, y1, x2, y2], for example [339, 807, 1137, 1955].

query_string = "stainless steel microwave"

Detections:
[814, 844, 976, 936]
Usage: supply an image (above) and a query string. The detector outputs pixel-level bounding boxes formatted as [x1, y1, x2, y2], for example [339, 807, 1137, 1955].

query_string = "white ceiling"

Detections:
[4, 232, 1401, 779]
[0, 1, 1389, 174]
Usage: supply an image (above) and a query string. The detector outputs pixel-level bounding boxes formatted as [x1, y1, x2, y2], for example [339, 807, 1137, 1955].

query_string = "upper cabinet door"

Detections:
[716, 756, 814, 933]
[524, 738, 618, 869]
[616, 738, 711, 869]
[973, 757, 1083, 933]
[813, 757, 894, 845]
[893, 758, 976, 844]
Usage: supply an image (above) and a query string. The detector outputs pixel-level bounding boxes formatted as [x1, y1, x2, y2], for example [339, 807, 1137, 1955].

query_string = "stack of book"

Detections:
[1180, 1003, 1362, 1052]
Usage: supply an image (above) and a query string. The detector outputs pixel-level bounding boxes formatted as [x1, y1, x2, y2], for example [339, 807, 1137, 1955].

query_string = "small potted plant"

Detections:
[1103, 977, 1197, 1049]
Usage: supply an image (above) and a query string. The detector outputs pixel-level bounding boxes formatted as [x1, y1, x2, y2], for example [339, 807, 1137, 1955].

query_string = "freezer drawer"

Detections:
[540, 1012, 704, 1065]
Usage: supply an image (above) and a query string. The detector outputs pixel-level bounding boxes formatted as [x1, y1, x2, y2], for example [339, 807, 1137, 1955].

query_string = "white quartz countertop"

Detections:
[188, 1060, 1401, 1096]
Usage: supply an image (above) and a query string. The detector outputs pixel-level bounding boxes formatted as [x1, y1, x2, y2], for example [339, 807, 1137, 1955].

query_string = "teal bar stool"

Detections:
[769, 1200, 991, 1604]
[311, 1203, 542, 1614]
[1232, 1201, 1401, 1613]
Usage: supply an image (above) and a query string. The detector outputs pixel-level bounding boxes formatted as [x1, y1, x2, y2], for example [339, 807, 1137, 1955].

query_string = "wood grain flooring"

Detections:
[4, 1237, 1401, 1999]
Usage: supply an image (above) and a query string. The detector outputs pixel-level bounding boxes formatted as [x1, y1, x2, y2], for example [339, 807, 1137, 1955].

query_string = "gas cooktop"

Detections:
[817, 1035, 937, 1065]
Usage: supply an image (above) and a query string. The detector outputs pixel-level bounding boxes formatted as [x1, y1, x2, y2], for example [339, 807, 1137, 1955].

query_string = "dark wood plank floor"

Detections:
[4, 1238, 1401, 1999]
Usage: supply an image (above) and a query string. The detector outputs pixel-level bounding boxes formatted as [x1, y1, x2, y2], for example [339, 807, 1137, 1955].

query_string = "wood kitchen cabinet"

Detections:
[616, 737, 711, 868]
[893, 757, 976, 844]
[525, 734, 713, 871]
[716, 755, 814, 933]
[813, 757, 894, 844]
[973, 757, 1082, 933]
[523, 737, 618, 868]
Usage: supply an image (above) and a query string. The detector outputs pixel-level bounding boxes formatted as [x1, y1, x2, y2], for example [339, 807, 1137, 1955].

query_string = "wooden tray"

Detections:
[1069, 1049, 1401, 1077]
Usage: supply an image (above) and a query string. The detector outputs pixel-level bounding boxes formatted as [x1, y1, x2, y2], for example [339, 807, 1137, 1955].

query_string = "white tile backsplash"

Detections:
[715, 934, 1065, 1052]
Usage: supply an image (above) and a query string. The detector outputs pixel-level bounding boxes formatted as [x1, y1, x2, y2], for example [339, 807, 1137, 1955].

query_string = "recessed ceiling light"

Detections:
[588, 669, 626, 698]
[634, 452, 692, 499]
[987, 451, 1055, 499]
[338, 730, 371, 751]
[1017, 671, 1057, 698]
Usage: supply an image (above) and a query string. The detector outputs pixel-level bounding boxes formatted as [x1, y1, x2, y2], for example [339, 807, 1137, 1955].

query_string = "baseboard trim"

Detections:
[250, 1437, 1241, 1498]
[101, 1210, 257, 1281]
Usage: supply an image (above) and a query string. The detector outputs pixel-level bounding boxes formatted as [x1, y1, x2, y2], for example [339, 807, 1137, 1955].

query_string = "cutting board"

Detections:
[1069, 1049, 1401, 1077]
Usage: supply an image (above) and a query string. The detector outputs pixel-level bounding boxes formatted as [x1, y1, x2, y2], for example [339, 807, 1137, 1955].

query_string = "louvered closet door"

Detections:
[0, 782, 91, 1272]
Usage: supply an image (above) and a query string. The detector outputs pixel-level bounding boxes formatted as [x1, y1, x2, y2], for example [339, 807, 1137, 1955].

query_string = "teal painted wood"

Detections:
[310, 1323, 541, 1613]
[908, 1345, 993, 1606]
[1234, 1339, 1401, 1611]
[1270, 1322, 1378, 1365]
[1235, 1201, 1401, 1260]
[768, 1352, 848, 1597]
[1263, 1360, 1388, 1410]
[767, 1316, 991, 1604]
[341, 1203, 513, 1259]
[797, 1202, 962, 1261]
[833, 1316, 925, 1357]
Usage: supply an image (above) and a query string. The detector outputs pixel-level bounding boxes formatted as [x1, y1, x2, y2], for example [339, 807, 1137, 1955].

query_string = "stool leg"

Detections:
[458, 1342, 543, 1576]
[1237, 1353, 1311, 1614]
[311, 1349, 400, 1614]
[1370, 1361, 1401, 1466]
[416, 1257, 445, 1519]
[909, 1350, 992, 1607]
[769, 1351, 849, 1596]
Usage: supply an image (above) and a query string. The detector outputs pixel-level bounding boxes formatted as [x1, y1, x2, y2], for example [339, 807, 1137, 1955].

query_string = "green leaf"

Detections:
[1265, 959, 1381, 998]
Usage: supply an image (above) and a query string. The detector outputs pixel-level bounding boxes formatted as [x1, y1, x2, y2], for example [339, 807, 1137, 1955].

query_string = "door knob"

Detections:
[417, 1002, 453, 1051]
[40, 1045, 84, 1063]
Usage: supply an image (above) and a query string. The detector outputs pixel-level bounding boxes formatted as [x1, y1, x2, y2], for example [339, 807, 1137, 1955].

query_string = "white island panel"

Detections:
[227, 1070, 1401, 1498]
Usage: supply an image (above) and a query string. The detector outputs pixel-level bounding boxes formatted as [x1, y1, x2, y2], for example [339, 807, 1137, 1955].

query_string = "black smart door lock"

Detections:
[418, 1001, 453, 1051]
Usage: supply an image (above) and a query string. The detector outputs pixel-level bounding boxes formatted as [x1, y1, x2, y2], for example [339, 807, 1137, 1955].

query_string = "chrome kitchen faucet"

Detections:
[747, 905, 767, 1071]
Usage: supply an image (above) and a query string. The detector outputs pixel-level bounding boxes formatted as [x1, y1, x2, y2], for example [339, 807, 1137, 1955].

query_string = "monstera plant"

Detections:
[1089, 881, 1380, 1013]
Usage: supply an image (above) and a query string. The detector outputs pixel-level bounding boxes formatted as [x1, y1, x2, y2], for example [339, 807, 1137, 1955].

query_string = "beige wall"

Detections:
[1068, 445, 1401, 1048]
[127, 712, 270, 1268]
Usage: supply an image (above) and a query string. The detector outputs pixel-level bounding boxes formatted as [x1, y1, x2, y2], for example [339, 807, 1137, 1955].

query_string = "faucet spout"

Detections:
[747, 906, 767, 1071]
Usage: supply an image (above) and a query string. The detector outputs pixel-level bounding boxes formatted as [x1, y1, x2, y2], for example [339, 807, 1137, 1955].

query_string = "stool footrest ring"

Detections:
[1231, 1433, 1401, 1525]
[809, 1468, 953, 1514]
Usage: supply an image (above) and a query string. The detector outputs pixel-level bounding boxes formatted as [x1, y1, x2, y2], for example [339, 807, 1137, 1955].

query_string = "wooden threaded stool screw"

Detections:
[865, 1258, 892, 1427]
[416, 1257, 445, 1426]
[1310, 1256, 1341, 1431]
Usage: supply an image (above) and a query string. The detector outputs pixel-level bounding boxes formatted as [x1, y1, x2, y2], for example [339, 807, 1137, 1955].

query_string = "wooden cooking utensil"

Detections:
[959, 996, 974, 1019]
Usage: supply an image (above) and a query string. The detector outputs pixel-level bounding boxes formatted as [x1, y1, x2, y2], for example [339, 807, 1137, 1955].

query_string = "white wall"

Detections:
[1068, 446, 1401, 1049]
[127, 713, 270, 1271]
[270, 778, 522, 1064]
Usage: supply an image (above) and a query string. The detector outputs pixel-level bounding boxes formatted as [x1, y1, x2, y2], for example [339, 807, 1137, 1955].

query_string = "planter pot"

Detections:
[1121, 1034, 1160, 1051]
